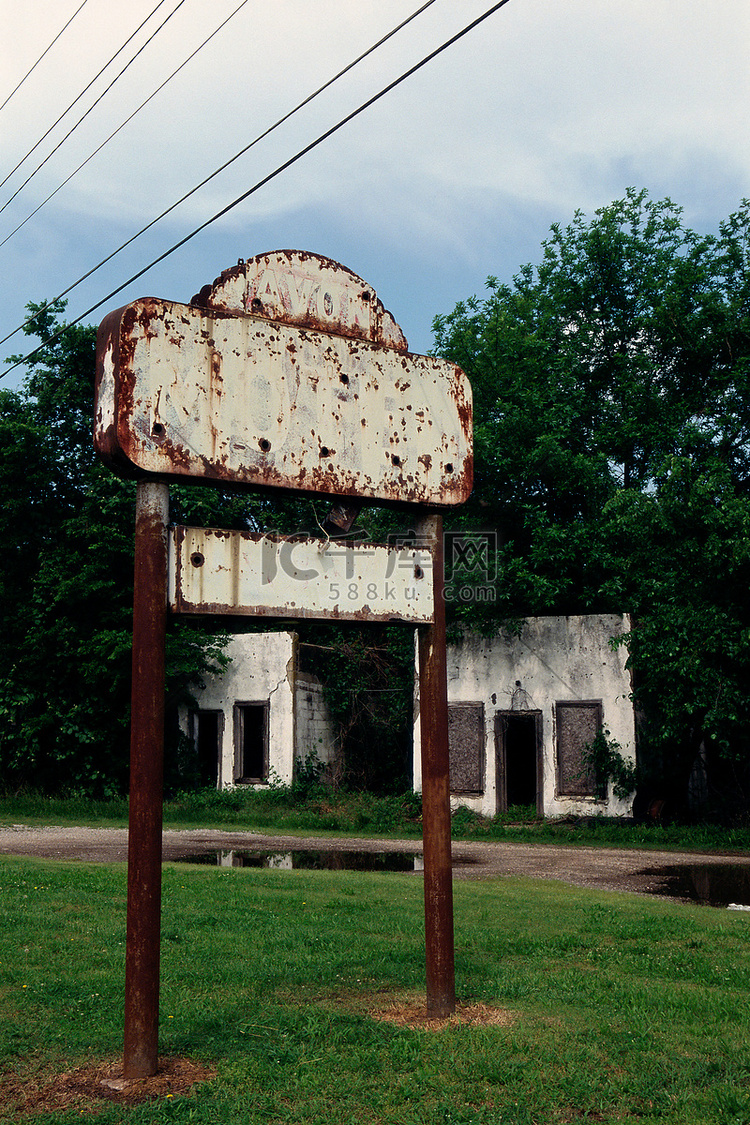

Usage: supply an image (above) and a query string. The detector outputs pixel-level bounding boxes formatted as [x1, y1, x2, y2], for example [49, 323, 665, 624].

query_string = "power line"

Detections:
[0, 0, 171, 195]
[5, 0, 508, 370]
[0, 0, 188, 215]
[2, 0, 513, 380]
[0, 0, 438, 346]
[0, 0, 254, 249]
[0, 0, 90, 115]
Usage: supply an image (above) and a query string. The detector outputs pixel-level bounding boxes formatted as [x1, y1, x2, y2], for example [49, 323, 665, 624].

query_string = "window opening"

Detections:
[191, 709, 222, 788]
[555, 701, 602, 798]
[234, 702, 269, 783]
[447, 703, 485, 794]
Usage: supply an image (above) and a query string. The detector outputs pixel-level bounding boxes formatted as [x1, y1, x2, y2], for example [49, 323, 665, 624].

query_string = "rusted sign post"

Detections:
[415, 512, 455, 1016]
[123, 480, 169, 1077]
[95, 251, 471, 1076]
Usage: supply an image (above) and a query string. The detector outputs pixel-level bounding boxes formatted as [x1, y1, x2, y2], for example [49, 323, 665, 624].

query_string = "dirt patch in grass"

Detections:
[371, 998, 515, 1030]
[288, 987, 517, 1030]
[4, 825, 748, 902]
[0, 1056, 216, 1118]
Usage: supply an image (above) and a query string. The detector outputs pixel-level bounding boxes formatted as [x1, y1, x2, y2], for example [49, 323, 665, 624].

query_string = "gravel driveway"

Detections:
[2, 824, 749, 903]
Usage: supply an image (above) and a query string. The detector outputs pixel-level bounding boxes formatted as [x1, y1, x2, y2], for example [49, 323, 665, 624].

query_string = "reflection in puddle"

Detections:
[637, 863, 750, 908]
[176, 849, 425, 871]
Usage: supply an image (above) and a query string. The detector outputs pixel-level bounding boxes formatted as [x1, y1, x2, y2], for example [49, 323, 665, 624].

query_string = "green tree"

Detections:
[433, 189, 750, 814]
[1, 302, 420, 796]
[298, 621, 414, 793]
[0, 302, 299, 794]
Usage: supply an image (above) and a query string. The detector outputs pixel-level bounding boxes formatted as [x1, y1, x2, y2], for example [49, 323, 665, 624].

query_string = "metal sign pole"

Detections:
[123, 479, 169, 1079]
[416, 512, 456, 1018]
[95, 252, 471, 1055]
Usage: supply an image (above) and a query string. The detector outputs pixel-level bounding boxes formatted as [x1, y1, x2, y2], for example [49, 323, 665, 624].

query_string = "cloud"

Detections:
[1, 0, 747, 382]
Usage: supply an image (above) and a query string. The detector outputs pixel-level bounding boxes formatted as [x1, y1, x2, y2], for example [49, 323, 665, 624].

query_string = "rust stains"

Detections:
[95, 272, 473, 506]
[190, 250, 408, 352]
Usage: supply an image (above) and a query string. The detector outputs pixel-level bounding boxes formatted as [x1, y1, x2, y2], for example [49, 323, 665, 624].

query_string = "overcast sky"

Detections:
[1, 0, 748, 389]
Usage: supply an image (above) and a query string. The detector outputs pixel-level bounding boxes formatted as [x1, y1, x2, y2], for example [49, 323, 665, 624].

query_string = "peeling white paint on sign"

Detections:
[192, 250, 409, 352]
[169, 527, 434, 623]
[95, 298, 471, 505]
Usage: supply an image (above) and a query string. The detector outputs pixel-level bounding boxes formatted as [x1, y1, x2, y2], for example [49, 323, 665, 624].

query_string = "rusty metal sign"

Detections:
[191, 249, 410, 351]
[97, 253, 466, 1078]
[95, 254, 472, 506]
[169, 527, 434, 624]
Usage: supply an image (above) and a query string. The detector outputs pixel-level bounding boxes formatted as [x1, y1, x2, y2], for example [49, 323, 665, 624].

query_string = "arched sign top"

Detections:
[96, 250, 472, 506]
[191, 250, 409, 353]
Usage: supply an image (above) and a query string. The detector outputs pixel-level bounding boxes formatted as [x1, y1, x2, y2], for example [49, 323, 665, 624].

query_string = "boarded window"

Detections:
[448, 703, 485, 794]
[555, 701, 602, 797]
[233, 702, 269, 783]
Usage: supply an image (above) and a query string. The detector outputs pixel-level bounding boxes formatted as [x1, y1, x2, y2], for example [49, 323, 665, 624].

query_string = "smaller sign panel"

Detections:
[170, 527, 434, 624]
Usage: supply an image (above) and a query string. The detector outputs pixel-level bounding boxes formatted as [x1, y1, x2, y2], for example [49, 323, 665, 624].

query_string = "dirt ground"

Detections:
[1, 823, 749, 901]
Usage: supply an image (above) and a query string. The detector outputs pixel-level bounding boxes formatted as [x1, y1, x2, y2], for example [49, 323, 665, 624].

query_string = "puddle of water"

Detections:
[637, 863, 750, 908]
[175, 849, 425, 871]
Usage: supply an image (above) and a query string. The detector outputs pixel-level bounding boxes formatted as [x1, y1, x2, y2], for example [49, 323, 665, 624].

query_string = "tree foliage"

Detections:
[0, 303, 308, 794]
[433, 189, 750, 813]
[0, 302, 417, 795]
[298, 622, 414, 794]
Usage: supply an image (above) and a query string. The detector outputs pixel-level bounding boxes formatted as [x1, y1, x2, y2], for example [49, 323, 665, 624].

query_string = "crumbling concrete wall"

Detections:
[414, 615, 636, 819]
[180, 631, 297, 788]
[180, 631, 338, 789]
[294, 673, 338, 776]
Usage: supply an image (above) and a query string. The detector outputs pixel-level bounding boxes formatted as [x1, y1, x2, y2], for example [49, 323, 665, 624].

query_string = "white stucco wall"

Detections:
[181, 631, 297, 788]
[413, 615, 636, 819]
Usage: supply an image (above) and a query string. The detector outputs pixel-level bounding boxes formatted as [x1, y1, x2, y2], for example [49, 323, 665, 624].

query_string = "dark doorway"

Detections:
[192, 710, 222, 788]
[495, 711, 542, 814]
[234, 702, 269, 782]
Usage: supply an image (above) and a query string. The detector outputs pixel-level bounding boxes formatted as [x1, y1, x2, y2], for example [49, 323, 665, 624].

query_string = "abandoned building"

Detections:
[414, 614, 636, 818]
[181, 615, 636, 818]
[179, 631, 336, 789]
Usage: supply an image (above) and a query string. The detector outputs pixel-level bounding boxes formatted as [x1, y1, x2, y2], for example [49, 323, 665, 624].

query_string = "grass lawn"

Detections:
[3, 790, 750, 853]
[1, 855, 750, 1123]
